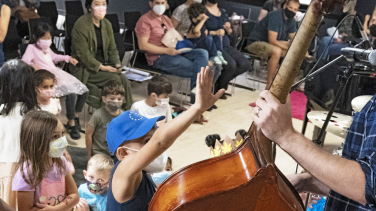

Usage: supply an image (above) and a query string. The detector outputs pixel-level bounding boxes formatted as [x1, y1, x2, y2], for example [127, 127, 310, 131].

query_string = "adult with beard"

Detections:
[203, 0, 251, 99]
[246, 0, 300, 88]
[258, 0, 284, 22]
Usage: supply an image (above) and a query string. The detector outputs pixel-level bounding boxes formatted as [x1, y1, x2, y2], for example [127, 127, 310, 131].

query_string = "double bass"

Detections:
[149, 0, 346, 210]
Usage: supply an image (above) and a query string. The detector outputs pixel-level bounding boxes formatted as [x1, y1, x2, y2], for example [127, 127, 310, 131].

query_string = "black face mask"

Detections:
[370, 24, 376, 37]
[284, 8, 296, 19]
[208, 0, 217, 4]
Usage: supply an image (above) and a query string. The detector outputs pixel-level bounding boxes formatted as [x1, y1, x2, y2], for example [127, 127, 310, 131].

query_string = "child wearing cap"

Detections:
[85, 80, 125, 160]
[130, 75, 173, 123]
[105, 67, 225, 211]
[74, 154, 114, 211]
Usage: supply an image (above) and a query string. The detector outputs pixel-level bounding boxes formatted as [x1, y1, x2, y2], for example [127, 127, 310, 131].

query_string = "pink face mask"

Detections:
[38, 87, 55, 100]
[93, 6, 107, 18]
[37, 39, 52, 53]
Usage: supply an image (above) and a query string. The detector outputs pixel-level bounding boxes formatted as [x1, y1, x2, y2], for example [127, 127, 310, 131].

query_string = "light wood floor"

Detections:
[60, 75, 344, 177]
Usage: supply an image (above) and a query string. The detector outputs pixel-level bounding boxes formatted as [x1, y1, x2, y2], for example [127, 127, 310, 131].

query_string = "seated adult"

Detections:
[246, 0, 300, 88]
[257, 0, 283, 22]
[316, 3, 364, 61]
[135, 0, 209, 103]
[68, 0, 133, 139]
[172, 0, 202, 36]
[204, 0, 251, 98]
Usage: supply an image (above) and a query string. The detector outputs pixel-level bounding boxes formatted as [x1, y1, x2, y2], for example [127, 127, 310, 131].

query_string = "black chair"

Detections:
[105, 13, 120, 33]
[28, 17, 63, 54]
[114, 33, 125, 61]
[37, 1, 65, 37]
[19, 43, 28, 57]
[65, 1, 84, 17]
[3, 19, 22, 60]
[64, 14, 80, 56]
[123, 11, 141, 51]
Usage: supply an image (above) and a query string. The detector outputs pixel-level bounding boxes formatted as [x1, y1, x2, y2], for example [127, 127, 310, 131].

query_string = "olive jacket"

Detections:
[69, 13, 120, 85]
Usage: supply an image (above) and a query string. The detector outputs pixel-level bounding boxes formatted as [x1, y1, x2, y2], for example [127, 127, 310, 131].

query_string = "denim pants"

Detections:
[191, 35, 223, 59]
[65, 92, 88, 120]
[153, 49, 209, 103]
[316, 36, 349, 60]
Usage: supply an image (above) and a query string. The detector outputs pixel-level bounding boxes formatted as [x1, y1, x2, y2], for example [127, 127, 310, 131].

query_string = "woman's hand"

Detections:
[100, 65, 118, 73]
[69, 57, 78, 66]
[73, 198, 90, 211]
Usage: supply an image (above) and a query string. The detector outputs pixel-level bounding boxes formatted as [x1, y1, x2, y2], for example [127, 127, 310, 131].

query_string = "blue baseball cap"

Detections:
[106, 111, 165, 154]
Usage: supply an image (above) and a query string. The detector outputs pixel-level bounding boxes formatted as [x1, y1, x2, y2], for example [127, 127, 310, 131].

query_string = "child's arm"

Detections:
[191, 14, 209, 37]
[112, 67, 225, 203]
[85, 124, 94, 159]
[21, 45, 38, 68]
[36, 174, 79, 211]
[17, 191, 40, 211]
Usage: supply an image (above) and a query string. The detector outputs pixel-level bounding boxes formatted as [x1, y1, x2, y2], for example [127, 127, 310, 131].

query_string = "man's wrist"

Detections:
[278, 128, 300, 150]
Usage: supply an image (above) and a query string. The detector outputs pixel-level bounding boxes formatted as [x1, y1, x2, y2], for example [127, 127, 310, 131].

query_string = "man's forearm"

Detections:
[271, 40, 289, 50]
[139, 42, 168, 55]
[280, 131, 366, 204]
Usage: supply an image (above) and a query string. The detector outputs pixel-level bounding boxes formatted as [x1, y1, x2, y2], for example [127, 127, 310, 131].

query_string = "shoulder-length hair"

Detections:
[0, 59, 38, 116]
[17, 110, 66, 189]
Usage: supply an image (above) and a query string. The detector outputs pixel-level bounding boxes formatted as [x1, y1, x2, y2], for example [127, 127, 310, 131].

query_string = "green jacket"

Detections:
[69, 13, 120, 85]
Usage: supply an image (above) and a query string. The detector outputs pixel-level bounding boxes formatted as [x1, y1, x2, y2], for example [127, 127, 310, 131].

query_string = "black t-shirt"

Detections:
[94, 24, 105, 64]
[249, 9, 297, 43]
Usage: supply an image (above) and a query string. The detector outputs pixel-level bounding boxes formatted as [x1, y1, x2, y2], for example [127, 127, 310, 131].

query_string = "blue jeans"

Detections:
[153, 49, 209, 103]
[317, 36, 349, 60]
[191, 36, 218, 58]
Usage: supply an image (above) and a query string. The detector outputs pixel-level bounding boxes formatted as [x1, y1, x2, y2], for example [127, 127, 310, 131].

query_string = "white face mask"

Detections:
[193, 0, 202, 3]
[123, 147, 168, 174]
[49, 136, 68, 158]
[156, 98, 169, 108]
[153, 5, 166, 16]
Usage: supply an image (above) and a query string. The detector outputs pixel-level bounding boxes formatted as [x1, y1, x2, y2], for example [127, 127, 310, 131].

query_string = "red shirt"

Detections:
[135, 11, 174, 65]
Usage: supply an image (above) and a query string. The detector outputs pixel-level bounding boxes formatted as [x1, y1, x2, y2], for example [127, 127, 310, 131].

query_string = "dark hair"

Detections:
[286, 0, 299, 6]
[187, 3, 207, 32]
[0, 59, 38, 116]
[235, 129, 247, 139]
[102, 80, 125, 97]
[1, 0, 19, 8]
[17, 110, 66, 189]
[147, 75, 172, 96]
[205, 134, 221, 148]
[85, 0, 109, 12]
[33, 69, 57, 87]
[29, 22, 52, 44]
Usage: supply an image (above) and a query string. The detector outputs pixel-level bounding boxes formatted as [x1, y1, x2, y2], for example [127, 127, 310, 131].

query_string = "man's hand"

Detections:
[193, 66, 225, 112]
[216, 29, 225, 36]
[69, 57, 78, 66]
[252, 90, 295, 146]
[165, 48, 181, 56]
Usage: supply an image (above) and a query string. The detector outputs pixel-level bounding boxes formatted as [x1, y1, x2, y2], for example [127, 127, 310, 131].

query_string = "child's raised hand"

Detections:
[198, 13, 209, 21]
[193, 66, 225, 112]
[73, 198, 90, 211]
[69, 57, 79, 66]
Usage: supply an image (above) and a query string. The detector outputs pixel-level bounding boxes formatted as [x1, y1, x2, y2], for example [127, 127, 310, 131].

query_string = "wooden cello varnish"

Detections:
[149, 0, 344, 210]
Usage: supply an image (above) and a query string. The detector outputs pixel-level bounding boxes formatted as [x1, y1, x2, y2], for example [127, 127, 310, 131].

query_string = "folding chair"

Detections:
[65, 1, 84, 17]
[105, 13, 120, 33]
[28, 17, 63, 54]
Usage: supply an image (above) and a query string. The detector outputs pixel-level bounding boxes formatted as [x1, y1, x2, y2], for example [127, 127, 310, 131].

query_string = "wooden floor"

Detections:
[61, 75, 344, 177]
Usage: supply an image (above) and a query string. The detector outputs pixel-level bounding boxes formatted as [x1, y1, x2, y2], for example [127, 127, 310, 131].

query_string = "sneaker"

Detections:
[67, 123, 81, 140]
[217, 51, 228, 65]
[210, 56, 222, 65]
[74, 117, 81, 131]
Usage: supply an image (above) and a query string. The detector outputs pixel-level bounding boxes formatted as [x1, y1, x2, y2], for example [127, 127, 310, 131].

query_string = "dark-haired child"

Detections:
[187, 3, 227, 66]
[22, 22, 88, 98]
[86, 80, 125, 160]
[130, 75, 173, 123]
[205, 134, 222, 148]
[34, 69, 61, 116]
[12, 111, 79, 209]
[0, 59, 38, 209]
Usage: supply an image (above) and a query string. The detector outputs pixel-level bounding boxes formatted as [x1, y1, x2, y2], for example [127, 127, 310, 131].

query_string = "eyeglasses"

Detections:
[161, 23, 167, 34]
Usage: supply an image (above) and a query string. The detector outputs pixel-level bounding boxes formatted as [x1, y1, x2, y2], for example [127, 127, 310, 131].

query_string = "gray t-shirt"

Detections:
[249, 9, 297, 43]
[88, 106, 123, 156]
[172, 3, 191, 36]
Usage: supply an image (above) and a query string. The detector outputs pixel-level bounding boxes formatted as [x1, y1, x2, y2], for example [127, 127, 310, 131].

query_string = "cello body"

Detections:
[149, 0, 345, 210]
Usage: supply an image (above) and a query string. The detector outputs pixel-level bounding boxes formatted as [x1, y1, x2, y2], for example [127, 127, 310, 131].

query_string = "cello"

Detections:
[149, 0, 346, 210]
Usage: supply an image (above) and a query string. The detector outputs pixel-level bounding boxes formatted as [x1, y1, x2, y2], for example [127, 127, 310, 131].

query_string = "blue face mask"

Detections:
[152, 171, 172, 185]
